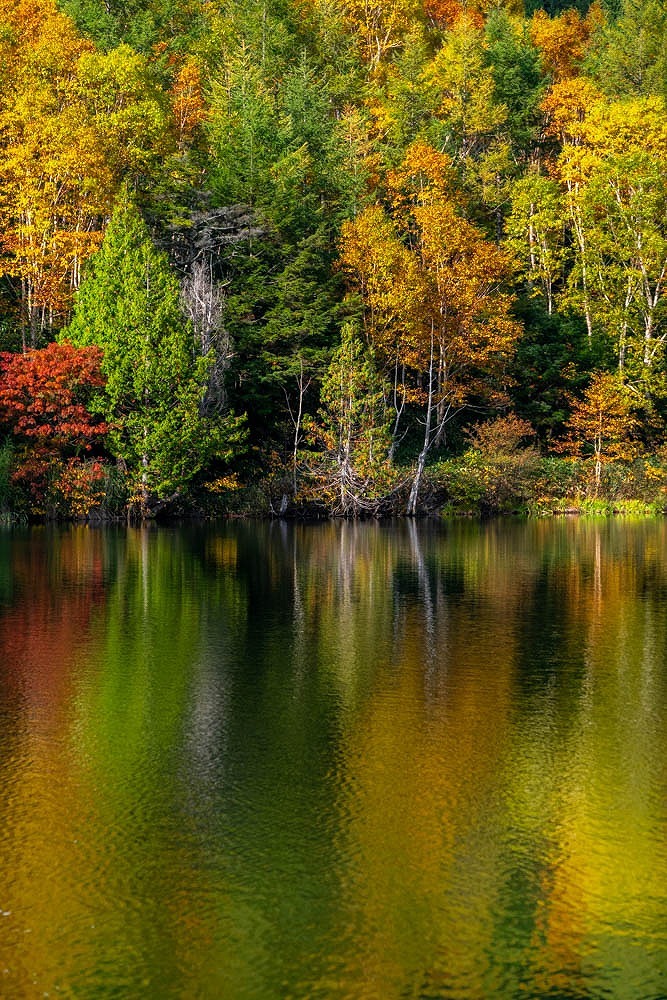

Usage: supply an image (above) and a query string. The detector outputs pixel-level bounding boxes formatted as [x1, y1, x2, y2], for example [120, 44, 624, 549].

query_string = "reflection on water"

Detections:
[0, 520, 666, 998]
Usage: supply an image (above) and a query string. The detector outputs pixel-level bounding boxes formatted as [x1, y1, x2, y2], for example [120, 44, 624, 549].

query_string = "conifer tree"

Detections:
[64, 197, 244, 512]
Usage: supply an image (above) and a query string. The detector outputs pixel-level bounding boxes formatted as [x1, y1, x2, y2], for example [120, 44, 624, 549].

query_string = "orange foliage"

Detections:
[0, 342, 107, 447]
[465, 414, 536, 456]
[541, 77, 604, 145]
[340, 142, 520, 413]
[387, 139, 456, 209]
[0, 342, 109, 513]
[558, 372, 641, 490]
[529, 7, 598, 81]
[171, 59, 207, 149]
[423, 0, 483, 30]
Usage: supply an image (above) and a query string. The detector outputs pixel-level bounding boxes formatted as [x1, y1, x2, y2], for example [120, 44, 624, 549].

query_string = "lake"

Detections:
[0, 519, 666, 999]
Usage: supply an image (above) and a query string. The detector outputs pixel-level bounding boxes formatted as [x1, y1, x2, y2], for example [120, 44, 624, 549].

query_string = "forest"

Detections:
[0, 0, 665, 519]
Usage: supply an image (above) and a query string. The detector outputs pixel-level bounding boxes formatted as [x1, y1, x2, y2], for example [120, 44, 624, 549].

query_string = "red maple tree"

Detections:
[0, 341, 109, 513]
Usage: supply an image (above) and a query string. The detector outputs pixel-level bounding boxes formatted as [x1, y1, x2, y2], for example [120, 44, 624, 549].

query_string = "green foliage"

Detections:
[526, 456, 667, 514]
[64, 197, 246, 508]
[433, 416, 541, 514]
[433, 449, 537, 515]
[585, 0, 667, 97]
[525, 0, 593, 13]
[57, 0, 120, 49]
[381, 29, 434, 154]
[207, 46, 354, 238]
[58, 0, 209, 54]
[0, 317, 21, 354]
[306, 322, 395, 515]
[504, 172, 565, 314]
[510, 298, 605, 442]
[0, 437, 13, 514]
[432, 452, 667, 516]
[2, 0, 667, 518]
[222, 229, 342, 440]
[422, 18, 505, 164]
[485, 10, 546, 158]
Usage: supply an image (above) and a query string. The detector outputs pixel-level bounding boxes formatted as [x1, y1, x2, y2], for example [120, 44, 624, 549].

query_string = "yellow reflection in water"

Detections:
[0, 521, 666, 999]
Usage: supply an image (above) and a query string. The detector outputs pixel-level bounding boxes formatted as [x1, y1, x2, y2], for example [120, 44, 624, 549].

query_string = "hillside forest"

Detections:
[0, 0, 665, 519]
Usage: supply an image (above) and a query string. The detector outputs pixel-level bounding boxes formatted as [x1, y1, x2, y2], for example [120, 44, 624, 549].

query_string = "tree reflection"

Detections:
[0, 520, 666, 997]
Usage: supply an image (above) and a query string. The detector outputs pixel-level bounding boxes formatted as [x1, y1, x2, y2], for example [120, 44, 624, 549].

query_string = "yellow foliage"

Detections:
[204, 474, 243, 493]
[541, 78, 604, 145]
[339, 143, 521, 418]
[329, 0, 422, 71]
[529, 8, 593, 81]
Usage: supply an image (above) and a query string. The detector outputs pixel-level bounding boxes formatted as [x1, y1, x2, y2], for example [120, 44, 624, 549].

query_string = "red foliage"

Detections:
[0, 341, 108, 449]
[0, 342, 110, 514]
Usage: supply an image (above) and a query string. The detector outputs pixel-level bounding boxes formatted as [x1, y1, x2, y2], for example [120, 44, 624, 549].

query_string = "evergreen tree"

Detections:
[64, 198, 245, 512]
[485, 10, 546, 160]
[58, 0, 208, 54]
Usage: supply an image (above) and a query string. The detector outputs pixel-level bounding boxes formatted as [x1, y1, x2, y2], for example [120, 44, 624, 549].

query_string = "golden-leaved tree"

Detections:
[529, 7, 599, 83]
[340, 141, 521, 513]
[554, 97, 667, 385]
[0, 0, 174, 347]
[559, 371, 641, 491]
[0, 0, 106, 346]
[335, 0, 422, 72]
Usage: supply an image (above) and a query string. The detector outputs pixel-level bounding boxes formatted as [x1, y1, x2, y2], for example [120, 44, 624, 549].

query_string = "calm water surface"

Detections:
[0, 519, 666, 999]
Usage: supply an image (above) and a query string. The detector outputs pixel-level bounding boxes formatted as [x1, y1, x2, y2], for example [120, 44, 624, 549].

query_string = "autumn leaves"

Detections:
[338, 142, 519, 509]
[0, 0, 197, 348]
[0, 0, 665, 517]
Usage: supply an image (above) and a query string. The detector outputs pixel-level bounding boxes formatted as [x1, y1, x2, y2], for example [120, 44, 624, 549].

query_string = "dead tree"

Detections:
[180, 260, 231, 414]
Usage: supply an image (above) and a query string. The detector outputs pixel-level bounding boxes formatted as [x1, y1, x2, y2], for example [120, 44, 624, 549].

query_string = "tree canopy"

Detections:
[0, 0, 664, 517]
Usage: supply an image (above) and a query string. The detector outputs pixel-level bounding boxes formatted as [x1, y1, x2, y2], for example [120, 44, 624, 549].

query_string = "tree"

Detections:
[423, 0, 484, 30]
[338, 201, 421, 459]
[422, 17, 507, 164]
[64, 198, 245, 514]
[308, 322, 392, 515]
[331, 105, 380, 219]
[170, 57, 207, 153]
[0, 4, 176, 344]
[505, 172, 566, 315]
[0, 341, 106, 447]
[509, 297, 596, 443]
[75, 44, 174, 182]
[559, 370, 641, 489]
[554, 97, 667, 383]
[207, 46, 282, 212]
[0, 0, 108, 344]
[180, 260, 230, 416]
[585, 0, 667, 98]
[529, 7, 597, 81]
[0, 341, 108, 514]
[484, 10, 546, 159]
[333, 0, 423, 72]
[59, 0, 208, 54]
[340, 142, 522, 513]
[378, 30, 434, 155]
[540, 76, 604, 145]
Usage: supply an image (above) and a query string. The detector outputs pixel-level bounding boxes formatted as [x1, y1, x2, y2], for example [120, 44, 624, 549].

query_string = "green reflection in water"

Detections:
[0, 520, 666, 998]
